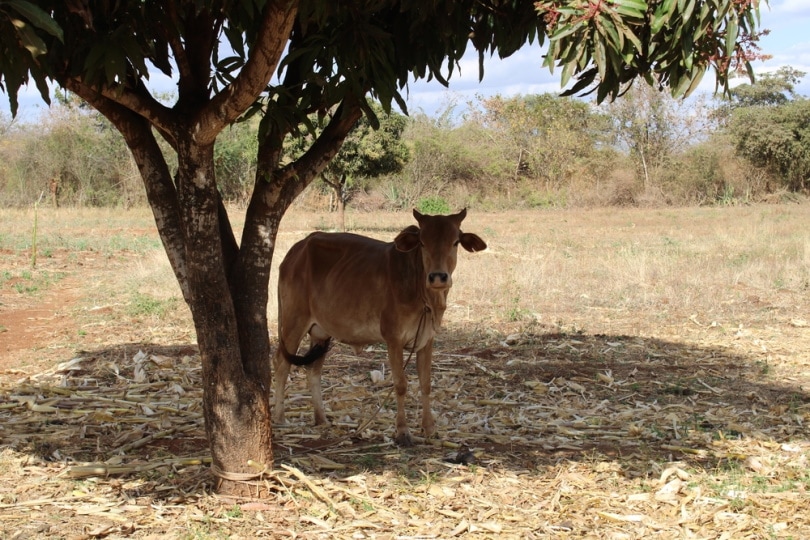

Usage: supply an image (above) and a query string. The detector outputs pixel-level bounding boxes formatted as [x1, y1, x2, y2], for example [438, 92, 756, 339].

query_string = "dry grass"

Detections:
[1, 204, 809, 539]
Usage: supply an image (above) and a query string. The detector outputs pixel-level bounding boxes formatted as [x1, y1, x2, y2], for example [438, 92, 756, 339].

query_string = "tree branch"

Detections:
[274, 99, 364, 201]
[66, 77, 177, 147]
[65, 79, 191, 303]
[163, 2, 194, 90]
[197, 0, 298, 144]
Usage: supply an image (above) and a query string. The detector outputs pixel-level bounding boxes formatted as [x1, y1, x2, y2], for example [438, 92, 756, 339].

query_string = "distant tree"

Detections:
[0, 0, 766, 494]
[392, 108, 486, 208]
[288, 103, 408, 230]
[214, 118, 259, 204]
[725, 68, 810, 192]
[0, 98, 140, 207]
[728, 66, 805, 108]
[474, 93, 610, 192]
[605, 84, 712, 196]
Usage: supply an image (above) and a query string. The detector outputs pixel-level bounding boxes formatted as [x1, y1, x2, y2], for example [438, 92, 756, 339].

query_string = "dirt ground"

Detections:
[1, 209, 809, 539]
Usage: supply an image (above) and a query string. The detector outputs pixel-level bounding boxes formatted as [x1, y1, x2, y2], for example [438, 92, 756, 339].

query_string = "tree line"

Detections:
[2, 68, 806, 214]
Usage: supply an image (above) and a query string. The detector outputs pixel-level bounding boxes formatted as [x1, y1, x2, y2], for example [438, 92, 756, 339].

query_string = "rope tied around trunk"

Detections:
[210, 460, 270, 483]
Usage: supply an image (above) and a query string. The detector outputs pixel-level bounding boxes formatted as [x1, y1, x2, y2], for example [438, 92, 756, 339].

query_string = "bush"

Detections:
[417, 196, 451, 214]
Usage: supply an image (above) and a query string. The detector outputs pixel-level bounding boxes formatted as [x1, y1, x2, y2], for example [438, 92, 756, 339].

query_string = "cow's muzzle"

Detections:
[428, 272, 451, 288]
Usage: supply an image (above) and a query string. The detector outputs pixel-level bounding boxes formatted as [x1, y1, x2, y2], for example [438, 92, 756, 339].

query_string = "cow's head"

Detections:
[394, 208, 487, 290]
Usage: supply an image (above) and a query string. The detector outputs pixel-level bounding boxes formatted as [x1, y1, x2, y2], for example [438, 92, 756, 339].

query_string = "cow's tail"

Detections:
[279, 338, 333, 366]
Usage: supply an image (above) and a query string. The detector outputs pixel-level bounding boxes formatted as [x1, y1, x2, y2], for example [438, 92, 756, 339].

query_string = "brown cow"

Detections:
[272, 209, 487, 445]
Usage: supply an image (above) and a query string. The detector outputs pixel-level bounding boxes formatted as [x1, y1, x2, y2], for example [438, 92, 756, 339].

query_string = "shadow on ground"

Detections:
[1, 327, 808, 495]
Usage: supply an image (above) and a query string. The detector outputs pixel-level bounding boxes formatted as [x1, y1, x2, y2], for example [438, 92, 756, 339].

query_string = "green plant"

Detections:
[417, 196, 451, 215]
[127, 292, 176, 318]
[505, 295, 527, 322]
[14, 281, 37, 294]
[224, 504, 243, 519]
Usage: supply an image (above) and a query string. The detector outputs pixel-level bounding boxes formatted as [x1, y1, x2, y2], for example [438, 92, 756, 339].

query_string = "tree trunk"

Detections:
[66, 52, 362, 498]
[337, 189, 346, 232]
[91, 104, 276, 497]
[639, 147, 650, 193]
[175, 140, 274, 496]
[323, 173, 348, 231]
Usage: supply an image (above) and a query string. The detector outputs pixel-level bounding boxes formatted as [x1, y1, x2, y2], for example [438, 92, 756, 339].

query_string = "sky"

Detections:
[3, 0, 809, 121]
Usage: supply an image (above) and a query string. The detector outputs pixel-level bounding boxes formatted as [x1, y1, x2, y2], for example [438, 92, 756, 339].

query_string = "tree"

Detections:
[605, 84, 712, 196]
[214, 117, 260, 204]
[724, 68, 810, 192]
[0, 0, 766, 495]
[288, 102, 408, 230]
[473, 93, 610, 192]
[728, 66, 805, 108]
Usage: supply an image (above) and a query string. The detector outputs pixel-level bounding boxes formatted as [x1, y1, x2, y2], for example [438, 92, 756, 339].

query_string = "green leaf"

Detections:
[651, 0, 676, 33]
[594, 36, 607, 80]
[549, 20, 585, 42]
[560, 57, 576, 88]
[682, 31, 693, 70]
[683, 64, 707, 97]
[560, 67, 598, 97]
[682, 0, 697, 22]
[116, 32, 149, 77]
[613, 15, 644, 52]
[725, 15, 739, 56]
[599, 16, 623, 50]
[10, 19, 46, 57]
[103, 46, 127, 86]
[5, 0, 62, 41]
[613, 0, 648, 18]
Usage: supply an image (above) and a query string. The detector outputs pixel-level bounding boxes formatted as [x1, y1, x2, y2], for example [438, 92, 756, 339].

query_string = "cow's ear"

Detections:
[395, 225, 421, 252]
[459, 232, 487, 253]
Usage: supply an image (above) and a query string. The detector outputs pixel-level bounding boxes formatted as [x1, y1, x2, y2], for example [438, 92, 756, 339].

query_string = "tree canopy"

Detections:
[1, 1, 768, 118]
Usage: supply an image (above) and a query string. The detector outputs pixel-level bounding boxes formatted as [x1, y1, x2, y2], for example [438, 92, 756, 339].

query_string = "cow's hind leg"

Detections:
[272, 348, 293, 424]
[307, 354, 329, 425]
[307, 325, 331, 426]
[272, 316, 309, 424]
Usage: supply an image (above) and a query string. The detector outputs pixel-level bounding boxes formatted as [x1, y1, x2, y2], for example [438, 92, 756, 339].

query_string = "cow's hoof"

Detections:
[394, 432, 415, 447]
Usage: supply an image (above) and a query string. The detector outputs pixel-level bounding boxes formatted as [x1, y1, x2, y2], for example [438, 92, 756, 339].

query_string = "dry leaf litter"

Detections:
[1, 325, 809, 538]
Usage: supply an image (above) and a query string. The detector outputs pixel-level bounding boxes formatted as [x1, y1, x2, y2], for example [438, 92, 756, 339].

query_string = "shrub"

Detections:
[417, 196, 451, 214]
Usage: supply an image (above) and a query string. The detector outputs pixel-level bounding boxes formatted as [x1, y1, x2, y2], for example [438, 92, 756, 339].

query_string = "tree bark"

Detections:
[174, 138, 274, 496]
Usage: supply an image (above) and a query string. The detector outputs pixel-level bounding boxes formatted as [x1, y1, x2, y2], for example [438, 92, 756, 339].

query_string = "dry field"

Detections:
[1, 204, 809, 539]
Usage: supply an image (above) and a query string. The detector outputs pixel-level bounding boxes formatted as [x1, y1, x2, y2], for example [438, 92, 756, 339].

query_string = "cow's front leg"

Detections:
[388, 344, 413, 446]
[416, 340, 436, 439]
